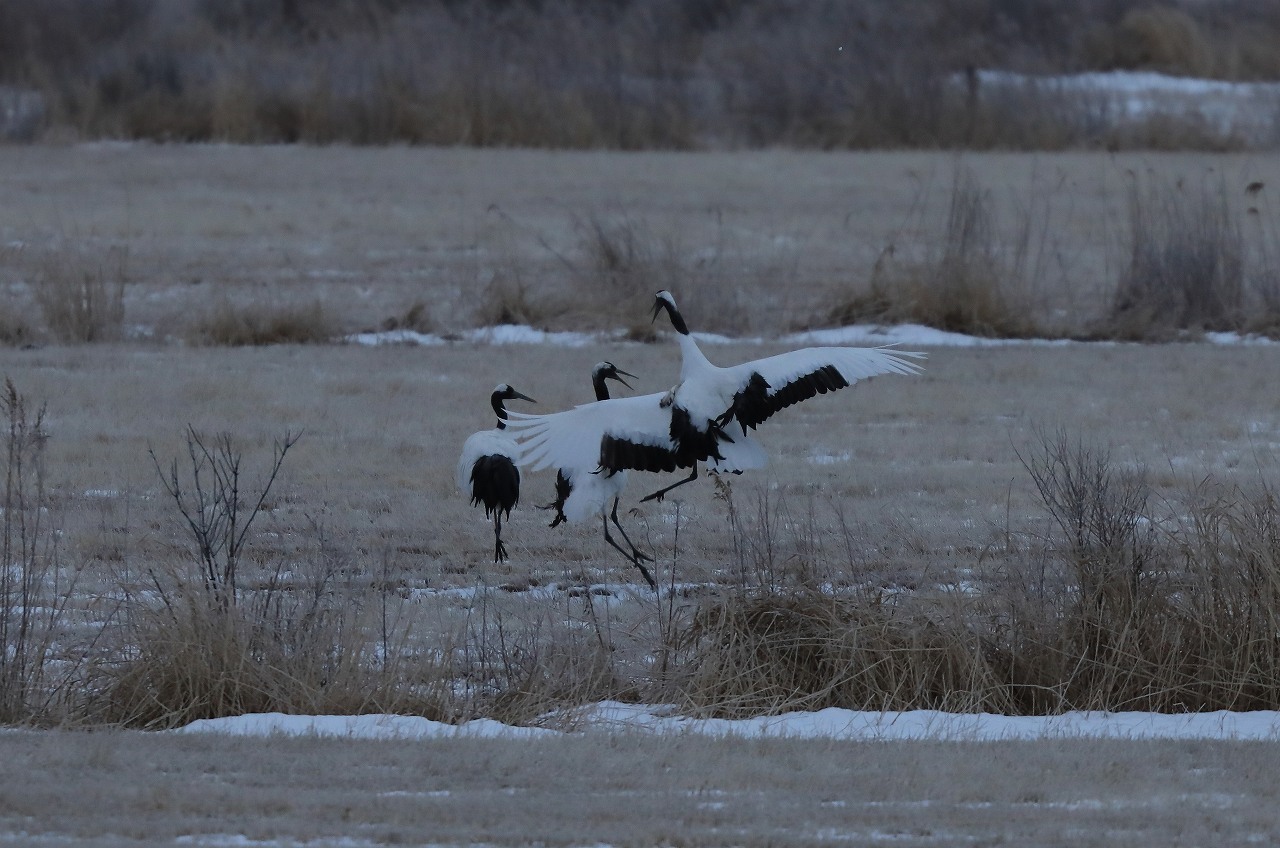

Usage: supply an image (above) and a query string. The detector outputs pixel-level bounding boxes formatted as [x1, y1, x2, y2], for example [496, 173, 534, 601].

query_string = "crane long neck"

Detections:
[676, 330, 714, 380]
[491, 393, 509, 429]
[592, 373, 611, 401]
[663, 301, 691, 335]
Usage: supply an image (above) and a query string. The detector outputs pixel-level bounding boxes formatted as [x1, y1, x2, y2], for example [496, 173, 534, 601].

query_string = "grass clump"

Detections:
[830, 168, 1046, 338]
[96, 428, 446, 727]
[1106, 176, 1245, 340]
[676, 591, 992, 717]
[32, 243, 127, 343]
[190, 299, 337, 346]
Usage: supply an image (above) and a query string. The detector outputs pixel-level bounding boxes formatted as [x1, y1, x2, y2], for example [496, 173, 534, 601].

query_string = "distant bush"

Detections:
[32, 243, 127, 343]
[1106, 176, 1245, 340]
[189, 299, 337, 346]
[4, 0, 1280, 150]
[829, 168, 1049, 338]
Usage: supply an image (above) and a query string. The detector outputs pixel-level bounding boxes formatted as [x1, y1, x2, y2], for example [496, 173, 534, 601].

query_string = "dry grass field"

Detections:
[4, 729, 1280, 847]
[4, 145, 1280, 340]
[3, 146, 1280, 841]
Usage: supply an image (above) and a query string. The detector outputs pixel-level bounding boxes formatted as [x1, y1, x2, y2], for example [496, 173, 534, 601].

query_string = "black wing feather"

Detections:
[729, 365, 850, 433]
[599, 406, 734, 473]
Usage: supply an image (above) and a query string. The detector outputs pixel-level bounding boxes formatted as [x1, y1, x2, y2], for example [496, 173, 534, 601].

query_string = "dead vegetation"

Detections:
[5, 0, 1280, 150]
[31, 242, 127, 344]
[188, 300, 338, 346]
[828, 167, 1046, 338]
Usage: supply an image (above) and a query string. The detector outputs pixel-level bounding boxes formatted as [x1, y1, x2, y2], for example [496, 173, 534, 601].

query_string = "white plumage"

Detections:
[538, 362, 660, 588]
[639, 290, 924, 501]
[457, 384, 535, 562]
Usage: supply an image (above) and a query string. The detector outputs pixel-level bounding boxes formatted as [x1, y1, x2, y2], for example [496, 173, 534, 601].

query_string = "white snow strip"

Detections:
[176, 702, 1280, 742]
[175, 712, 557, 739]
[570, 702, 1280, 741]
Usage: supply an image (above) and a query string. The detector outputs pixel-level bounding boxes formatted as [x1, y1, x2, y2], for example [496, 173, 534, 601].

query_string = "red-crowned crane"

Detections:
[643, 289, 925, 501]
[508, 380, 766, 588]
[457, 384, 535, 562]
[540, 361, 661, 589]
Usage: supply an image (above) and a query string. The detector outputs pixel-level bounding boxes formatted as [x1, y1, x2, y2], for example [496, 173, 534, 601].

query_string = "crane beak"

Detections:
[609, 367, 638, 390]
[651, 299, 663, 323]
[510, 390, 536, 404]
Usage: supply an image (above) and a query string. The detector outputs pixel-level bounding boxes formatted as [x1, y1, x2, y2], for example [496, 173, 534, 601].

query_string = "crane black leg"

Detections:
[602, 511, 657, 590]
[609, 498, 653, 563]
[640, 465, 698, 503]
[493, 512, 508, 562]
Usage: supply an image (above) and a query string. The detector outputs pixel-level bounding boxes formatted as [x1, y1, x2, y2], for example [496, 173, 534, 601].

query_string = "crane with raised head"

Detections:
[643, 289, 925, 502]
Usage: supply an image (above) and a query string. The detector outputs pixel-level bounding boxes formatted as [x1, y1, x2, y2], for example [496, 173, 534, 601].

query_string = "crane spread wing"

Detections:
[721, 346, 924, 433]
[506, 392, 685, 475]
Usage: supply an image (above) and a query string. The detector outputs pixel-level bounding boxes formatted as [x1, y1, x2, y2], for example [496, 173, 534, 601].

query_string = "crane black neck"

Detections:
[491, 392, 509, 429]
[658, 300, 690, 335]
[591, 371, 611, 401]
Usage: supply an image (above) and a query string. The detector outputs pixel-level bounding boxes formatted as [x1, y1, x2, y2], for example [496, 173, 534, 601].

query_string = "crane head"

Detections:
[594, 361, 636, 390]
[494, 384, 536, 404]
[651, 290, 688, 334]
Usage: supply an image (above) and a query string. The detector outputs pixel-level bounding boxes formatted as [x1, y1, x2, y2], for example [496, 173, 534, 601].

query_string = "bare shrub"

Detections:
[93, 428, 448, 727]
[90, 551, 440, 728]
[1107, 176, 1244, 340]
[832, 168, 1046, 338]
[660, 430, 1280, 717]
[32, 243, 127, 343]
[148, 427, 299, 606]
[0, 378, 78, 724]
[1012, 430, 1167, 709]
[189, 299, 337, 346]
[1163, 479, 1280, 710]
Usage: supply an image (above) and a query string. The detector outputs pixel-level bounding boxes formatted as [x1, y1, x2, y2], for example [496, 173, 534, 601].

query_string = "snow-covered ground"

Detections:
[178, 702, 1280, 742]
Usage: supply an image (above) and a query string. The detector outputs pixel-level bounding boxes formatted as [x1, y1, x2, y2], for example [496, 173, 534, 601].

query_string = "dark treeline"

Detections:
[2, 0, 1279, 148]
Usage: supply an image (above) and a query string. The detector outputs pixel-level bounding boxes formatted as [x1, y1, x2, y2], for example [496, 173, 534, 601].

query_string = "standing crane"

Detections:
[456, 384, 536, 562]
[643, 289, 925, 501]
[541, 361, 661, 589]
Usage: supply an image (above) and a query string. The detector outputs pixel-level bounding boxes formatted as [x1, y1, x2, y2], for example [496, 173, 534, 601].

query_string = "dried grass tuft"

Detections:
[831, 168, 1045, 338]
[32, 243, 127, 343]
[1106, 176, 1245, 340]
[189, 299, 338, 346]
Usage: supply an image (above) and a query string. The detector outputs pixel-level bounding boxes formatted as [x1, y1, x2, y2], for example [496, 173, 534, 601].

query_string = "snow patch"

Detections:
[175, 712, 557, 740]
[177, 702, 1280, 742]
